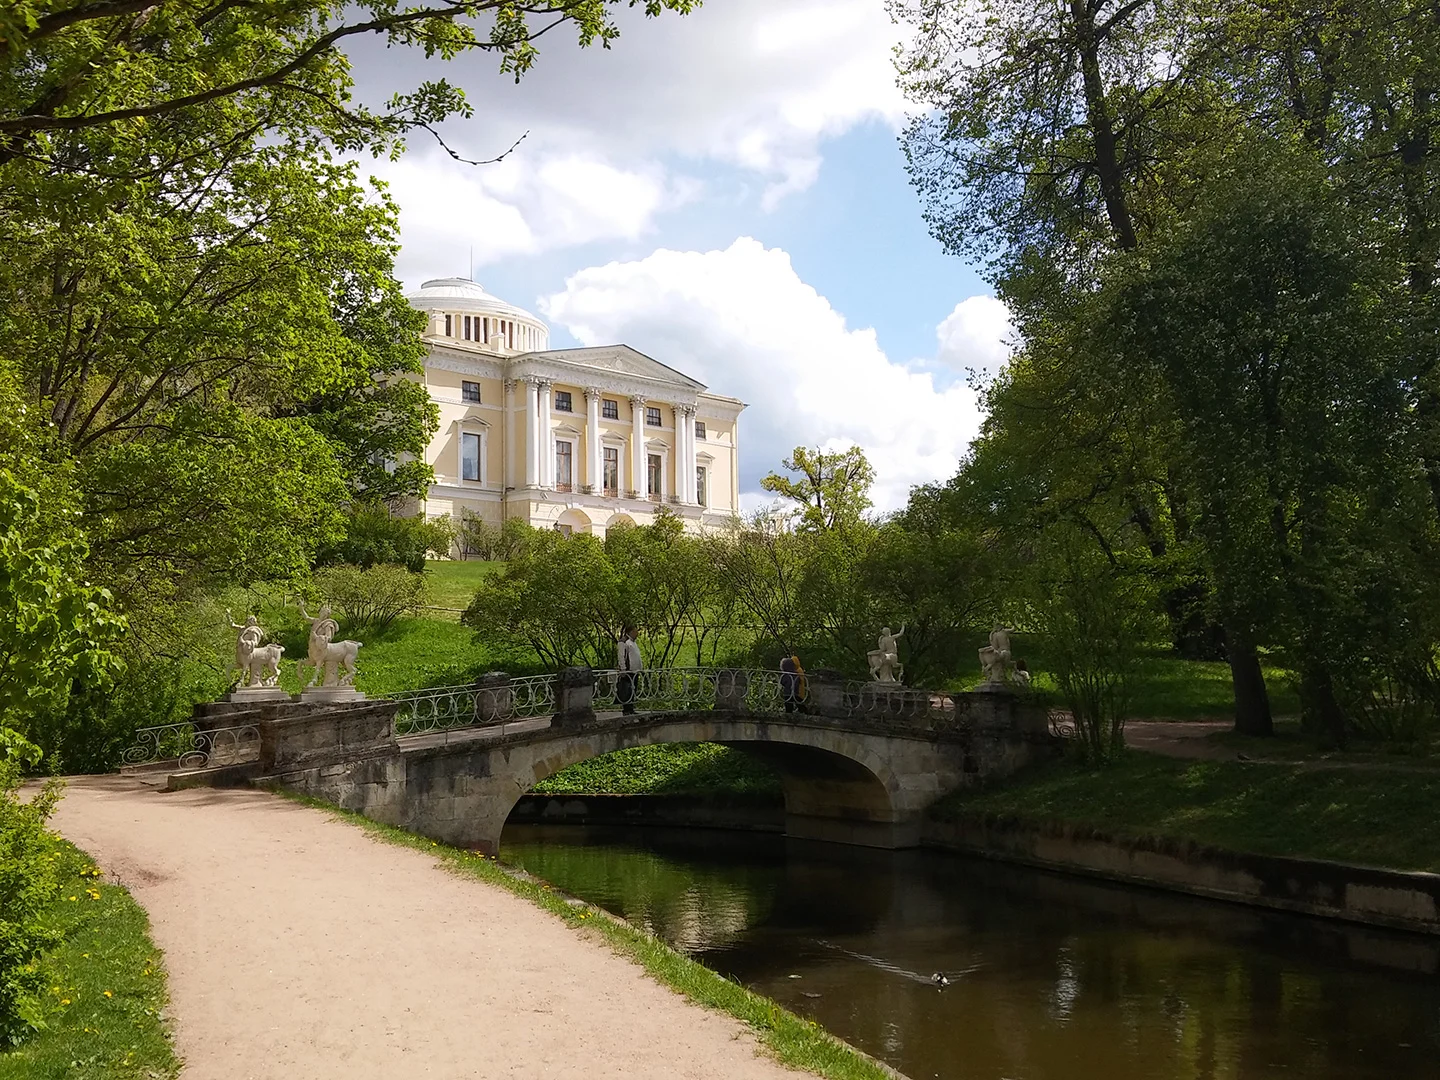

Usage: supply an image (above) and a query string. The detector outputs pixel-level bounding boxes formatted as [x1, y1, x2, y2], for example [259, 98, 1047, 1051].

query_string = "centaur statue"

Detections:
[297, 602, 362, 688]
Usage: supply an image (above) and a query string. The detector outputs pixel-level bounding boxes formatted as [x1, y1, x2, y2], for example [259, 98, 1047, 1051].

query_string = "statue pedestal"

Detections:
[223, 686, 294, 704]
[299, 685, 367, 704]
[974, 680, 1013, 694]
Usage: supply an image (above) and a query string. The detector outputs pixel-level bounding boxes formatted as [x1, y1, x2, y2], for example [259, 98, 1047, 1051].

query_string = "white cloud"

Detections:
[350, 0, 910, 272]
[541, 238, 990, 512]
[936, 295, 1014, 377]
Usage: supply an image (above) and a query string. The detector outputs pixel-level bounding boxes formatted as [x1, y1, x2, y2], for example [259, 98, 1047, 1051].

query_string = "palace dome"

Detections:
[406, 277, 545, 325]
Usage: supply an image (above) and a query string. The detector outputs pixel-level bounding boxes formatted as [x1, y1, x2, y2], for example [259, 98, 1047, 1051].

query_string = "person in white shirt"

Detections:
[616, 626, 643, 715]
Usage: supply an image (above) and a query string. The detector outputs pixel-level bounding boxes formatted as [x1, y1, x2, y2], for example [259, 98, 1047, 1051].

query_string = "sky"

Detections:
[345, 0, 1012, 512]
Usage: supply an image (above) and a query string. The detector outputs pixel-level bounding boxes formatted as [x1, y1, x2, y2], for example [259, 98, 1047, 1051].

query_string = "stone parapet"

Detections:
[473, 672, 512, 723]
[258, 700, 400, 773]
[555, 667, 595, 725]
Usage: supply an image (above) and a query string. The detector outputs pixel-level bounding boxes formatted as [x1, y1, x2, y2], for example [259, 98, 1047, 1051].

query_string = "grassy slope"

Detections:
[424, 559, 503, 613]
[0, 839, 177, 1080]
[532, 743, 782, 798]
[932, 752, 1440, 872]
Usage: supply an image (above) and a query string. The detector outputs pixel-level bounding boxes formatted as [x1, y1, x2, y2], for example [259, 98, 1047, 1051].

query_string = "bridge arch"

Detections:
[494, 715, 918, 849]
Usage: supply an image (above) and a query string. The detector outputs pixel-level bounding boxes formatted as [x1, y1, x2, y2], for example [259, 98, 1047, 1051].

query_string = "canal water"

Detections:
[502, 824, 1440, 1080]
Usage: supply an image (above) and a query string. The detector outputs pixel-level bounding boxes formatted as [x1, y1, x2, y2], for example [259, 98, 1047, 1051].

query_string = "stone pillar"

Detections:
[714, 669, 750, 711]
[584, 387, 602, 493]
[523, 379, 538, 487]
[555, 667, 596, 726]
[473, 672, 512, 724]
[630, 394, 646, 498]
[539, 380, 555, 489]
[806, 669, 848, 718]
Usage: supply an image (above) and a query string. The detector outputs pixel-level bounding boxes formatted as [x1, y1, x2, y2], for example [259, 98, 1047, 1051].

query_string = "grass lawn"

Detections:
[423, 559, 503, 613]
[534, 744, 783, 799]
[932, 751, 1440, 872]
[945, 638, 1298, 721]
[0, 838, 177, 1080]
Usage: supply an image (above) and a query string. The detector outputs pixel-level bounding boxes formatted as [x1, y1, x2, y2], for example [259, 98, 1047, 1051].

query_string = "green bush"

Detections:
[313, 563, 427, 630]
[0, 746, 62, 1046]
[318, 504, 453, 573]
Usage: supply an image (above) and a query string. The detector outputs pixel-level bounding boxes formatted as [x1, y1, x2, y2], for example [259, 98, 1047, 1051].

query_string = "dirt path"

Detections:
[50, 775, 806, 1080]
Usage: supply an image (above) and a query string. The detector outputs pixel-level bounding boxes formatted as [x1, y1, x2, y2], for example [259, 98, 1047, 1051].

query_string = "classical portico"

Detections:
[405, 277, 744, 542]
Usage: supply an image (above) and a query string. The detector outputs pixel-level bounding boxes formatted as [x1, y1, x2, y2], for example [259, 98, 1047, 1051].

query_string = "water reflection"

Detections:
[501, 825, 1440, 1080]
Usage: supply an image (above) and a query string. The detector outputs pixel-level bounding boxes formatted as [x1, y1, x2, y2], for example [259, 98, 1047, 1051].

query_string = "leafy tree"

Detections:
[0, 0, 697, 166]
[313, 563, 428, 630]
[320, 504, 453, 574]
[1111, 151, 1430, 746]
[0, 757, 62, 1045]
[760, 445, 875, 532]
[0, 367, 123, 734]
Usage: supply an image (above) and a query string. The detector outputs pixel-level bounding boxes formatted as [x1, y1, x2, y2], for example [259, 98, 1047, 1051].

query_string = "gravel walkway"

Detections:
[51, 775, 804, 1080]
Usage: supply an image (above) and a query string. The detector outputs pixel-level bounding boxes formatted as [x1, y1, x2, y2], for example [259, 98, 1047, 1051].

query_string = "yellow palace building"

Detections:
[406, 278, 745, 538]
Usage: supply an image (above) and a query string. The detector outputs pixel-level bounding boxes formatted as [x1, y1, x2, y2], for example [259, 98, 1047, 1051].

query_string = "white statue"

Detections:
[244, 643, 286, 687]
[867, 624, 906, 684]
[979, 627, 1016, 685]
[298, 602, 363, 688]
[227, 611, 267, 687]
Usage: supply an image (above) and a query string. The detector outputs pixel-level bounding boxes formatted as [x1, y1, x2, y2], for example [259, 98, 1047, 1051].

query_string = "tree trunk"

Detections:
[1299, 664, 1347, 750]
[1226, 633, 1273, 737]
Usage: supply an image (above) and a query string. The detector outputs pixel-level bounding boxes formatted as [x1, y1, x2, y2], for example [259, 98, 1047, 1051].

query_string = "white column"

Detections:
[680, 407, 695, 503]
[502, 380, 514, 491]
[585, 388, 601, 493]
[630, 395, 646, 498]
[539, 380, 555, 488]
[523, 378, 538, 487]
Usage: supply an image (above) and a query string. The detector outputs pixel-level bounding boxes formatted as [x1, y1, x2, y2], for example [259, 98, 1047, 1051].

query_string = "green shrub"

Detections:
[318, 504, 453, 573]
[0, 750, 62, 1046]
[313, 564, 427, 630]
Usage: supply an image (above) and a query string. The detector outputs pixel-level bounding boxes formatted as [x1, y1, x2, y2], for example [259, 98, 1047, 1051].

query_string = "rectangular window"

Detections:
[482, 317, 489, 343]
[556, 441, 573, 492]
[444, 314, 453, 336]
[555, 390, 573, 412]
[602, 399, 619, 420]
[507, 322, 514, 349]
[696, 467, 707, 506]
[647, 454, 662, 499]
[463, 315, 472, 340]
[603, 447, 619, 495]
[694, 421, 706, 440]
[646, 406, 662, 427]
[461, 432, 481, 482]
[462, 380, 481, 404]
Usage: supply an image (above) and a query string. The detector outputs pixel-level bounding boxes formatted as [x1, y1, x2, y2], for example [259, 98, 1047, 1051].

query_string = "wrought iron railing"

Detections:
[120, 722, 262, 771]
[392, 673, 558, 735]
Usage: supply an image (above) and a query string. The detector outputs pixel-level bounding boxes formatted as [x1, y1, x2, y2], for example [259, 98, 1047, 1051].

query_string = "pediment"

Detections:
[529, 345, 707, 393]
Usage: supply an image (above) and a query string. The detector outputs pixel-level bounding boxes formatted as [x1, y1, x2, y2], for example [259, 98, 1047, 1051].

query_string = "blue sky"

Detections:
[349, 0, 1010, 509]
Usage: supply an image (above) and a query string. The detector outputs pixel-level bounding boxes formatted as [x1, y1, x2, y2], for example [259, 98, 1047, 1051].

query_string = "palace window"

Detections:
[646, 406, 662, 427]
[482, 318, 489, 343]
[444, 314, 453, 336]
[696, 467, 707, 507]
[555, 390, 573, 412]
[602, 398, 619, 420]
[462, 315, 472, 340]
[462, 380, 481, 404]
[694, 421, 706, 440]
[647, 453, 662, 499]
[461, 432, 481, 482]
[555, 441, 573, 492]
[603, 447, 620, 495]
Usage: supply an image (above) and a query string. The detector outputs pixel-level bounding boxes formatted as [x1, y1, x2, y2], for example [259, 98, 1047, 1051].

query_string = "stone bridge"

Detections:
[135, 668, 1056, 853]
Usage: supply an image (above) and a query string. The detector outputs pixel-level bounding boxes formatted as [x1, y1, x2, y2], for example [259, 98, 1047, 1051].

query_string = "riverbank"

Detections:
[46, 774, 896, 1080]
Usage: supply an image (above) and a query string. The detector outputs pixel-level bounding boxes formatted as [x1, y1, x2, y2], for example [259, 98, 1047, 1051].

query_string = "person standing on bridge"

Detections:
[617, 626, 642, 715]
[779, 651, 807, 713]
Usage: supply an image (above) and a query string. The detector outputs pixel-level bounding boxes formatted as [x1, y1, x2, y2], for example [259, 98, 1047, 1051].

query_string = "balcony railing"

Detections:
[556, 482, 573, 493]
